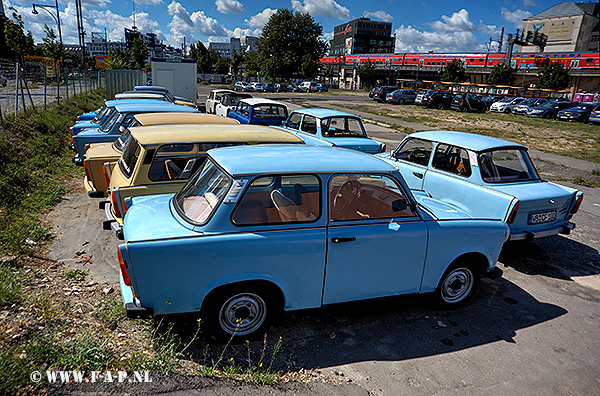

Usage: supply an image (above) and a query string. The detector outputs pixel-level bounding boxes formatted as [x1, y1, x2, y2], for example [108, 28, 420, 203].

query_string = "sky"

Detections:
[3, 0, 571, 54]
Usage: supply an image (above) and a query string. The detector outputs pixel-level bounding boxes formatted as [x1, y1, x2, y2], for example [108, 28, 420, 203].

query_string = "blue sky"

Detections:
[5, 0, 565, 53]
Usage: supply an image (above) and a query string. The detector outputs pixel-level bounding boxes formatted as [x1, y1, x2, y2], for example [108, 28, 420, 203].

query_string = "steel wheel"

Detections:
[218, 292, 268, 337]
[398, 98, 405, 105]
[434, 262, 480, 308]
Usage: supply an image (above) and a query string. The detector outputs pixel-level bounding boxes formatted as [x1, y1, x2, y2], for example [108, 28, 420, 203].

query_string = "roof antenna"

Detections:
[132, 0, 137, 30]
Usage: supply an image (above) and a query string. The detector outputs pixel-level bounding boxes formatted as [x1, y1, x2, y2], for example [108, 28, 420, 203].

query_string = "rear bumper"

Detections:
[84, 176, 106, 198]
[103, 201, 124, 239]
[509, 222, 575, 241]
[119, 268, 153, 319]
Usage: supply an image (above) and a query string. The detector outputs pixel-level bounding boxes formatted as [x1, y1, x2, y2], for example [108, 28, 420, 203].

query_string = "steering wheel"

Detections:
[409, 149, 429, 164]
[333, 180, 361, 212]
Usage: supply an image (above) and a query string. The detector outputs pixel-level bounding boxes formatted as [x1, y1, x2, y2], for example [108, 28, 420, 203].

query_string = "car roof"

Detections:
[290, 108, 360, 118]
[209, 145, 395, 177]
[112, 101, 198, 113]
[133, 113, 239, 126]
[210, 89, 235, 94]
[129, 124, 305, 146]
[104, 99, 168, 107]
[115, 93, 166, 99]
[134, 86, 169, 93]
[239, 98, 286, 106]
[408, 131, 527, 152]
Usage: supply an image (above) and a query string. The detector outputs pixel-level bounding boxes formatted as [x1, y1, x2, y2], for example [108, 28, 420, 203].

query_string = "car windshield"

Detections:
[478, 149, 539, 183]
[573, 103, 596, 110]
[539, 102, 557, 109]
[497, 97, 512, 103]
[174, 159, 232, 224]
[321, 117, 366, 137]
[252, 104, 287, 119]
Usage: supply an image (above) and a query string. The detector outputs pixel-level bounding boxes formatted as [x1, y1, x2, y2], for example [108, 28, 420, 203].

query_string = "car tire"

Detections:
[461, 105, 468, 113]
[437, 103, 444, 110]
[504, 108, 511, 114]
[433, 261, 480, 308]
[398, 98, 405, 105]
[204, 285, 274, 341]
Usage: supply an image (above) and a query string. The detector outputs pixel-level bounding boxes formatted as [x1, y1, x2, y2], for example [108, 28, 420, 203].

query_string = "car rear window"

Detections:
[118, 137, 142, 179]
[321, 117, 366, 137]
[174, 159, 232, 225]
[252, 105, 287, 119]
[478, 149, 539, 183]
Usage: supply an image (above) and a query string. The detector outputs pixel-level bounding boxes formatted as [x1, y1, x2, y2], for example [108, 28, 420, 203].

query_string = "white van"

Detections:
[299, 81, 318, 92]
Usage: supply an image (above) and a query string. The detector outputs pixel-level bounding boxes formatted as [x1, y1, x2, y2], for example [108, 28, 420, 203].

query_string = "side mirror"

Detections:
[392, 199, 408, 212]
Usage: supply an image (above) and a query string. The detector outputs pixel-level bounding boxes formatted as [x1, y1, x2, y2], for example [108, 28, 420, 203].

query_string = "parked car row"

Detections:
[66, 86, 583, 341]
[234, 81, 328, 93]
[370, 86, 600, 123]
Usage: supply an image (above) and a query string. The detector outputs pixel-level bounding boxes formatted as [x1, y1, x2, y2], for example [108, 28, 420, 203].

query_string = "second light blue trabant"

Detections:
[378, 131, 583, 241]
[277, 109, 386, 154]
[118, 145, 508, 340]
[72, 101, 198, 165]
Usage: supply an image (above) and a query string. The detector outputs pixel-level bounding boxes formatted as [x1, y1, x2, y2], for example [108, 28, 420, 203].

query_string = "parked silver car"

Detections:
[386, 89, 418, 105]
[489, 97, 526, 113]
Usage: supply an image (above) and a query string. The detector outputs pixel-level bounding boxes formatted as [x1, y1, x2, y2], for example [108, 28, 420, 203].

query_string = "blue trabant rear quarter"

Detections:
[378, 131, 583, 241]
[118, 145, 508, 337]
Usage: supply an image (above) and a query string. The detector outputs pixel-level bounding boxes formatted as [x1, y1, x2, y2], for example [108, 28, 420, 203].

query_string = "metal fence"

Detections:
[0, 58, 104, 125]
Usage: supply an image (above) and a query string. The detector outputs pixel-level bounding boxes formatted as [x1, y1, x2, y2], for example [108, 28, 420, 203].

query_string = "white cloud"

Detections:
[232, 27, 262, 38]
[395, 24, 486, 53]
[167, 0, 229, 41]
[136, 0, 164, 5]
[322, 31, 333, 41]
[362, 10, 393, 22]
[291, 0, 352, 20]
[244, 8, 276, 28]
[81, 0, 112, 8]
[215, 0, 244, 14]
[429, 9, 476, 33]
[501, 7, 532, 27]
[522, 0, 536, 6]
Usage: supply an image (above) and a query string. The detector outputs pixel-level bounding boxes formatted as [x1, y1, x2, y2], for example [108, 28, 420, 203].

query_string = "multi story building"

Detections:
[208, 36, 258, 59]
[329, 17, 395, 56]
[520, 1, 599, 53]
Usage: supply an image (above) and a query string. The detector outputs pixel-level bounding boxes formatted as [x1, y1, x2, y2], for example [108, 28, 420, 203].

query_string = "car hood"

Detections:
[72, 120, 96, 135]
[328, 137, 383, 154]
[123, 194, 198, 242]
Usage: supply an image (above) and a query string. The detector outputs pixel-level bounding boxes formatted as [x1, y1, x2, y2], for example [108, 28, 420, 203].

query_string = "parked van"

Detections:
[299, 81, 318, 92]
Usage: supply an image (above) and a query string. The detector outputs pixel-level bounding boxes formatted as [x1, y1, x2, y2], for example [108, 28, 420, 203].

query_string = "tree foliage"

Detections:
[538, 62, 570, 90]
[441, 59, 466, 82]
[4, 8, 37, 59]
[128, 37, 149, 70]
[256, 8, 327, 79]
[189, 42, 220, 76]
[42, 25, 62, 63]
[231, 51, 244, 78]
[487, 64, 516, 86]
[357, 60, 376, 87]
[214, 57, 230, 75]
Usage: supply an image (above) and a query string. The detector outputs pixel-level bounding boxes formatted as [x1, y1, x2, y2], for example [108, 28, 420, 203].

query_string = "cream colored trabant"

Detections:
[102, 124, 305, 238]
[83, 113, 239, 198]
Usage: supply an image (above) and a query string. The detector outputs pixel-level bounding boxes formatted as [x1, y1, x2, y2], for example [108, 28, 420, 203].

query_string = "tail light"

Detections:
[71, 135, 76, 151]
[381, 143, 386, 153]
[568, 194, 584, 219]
[103, 165, 111, 187]
[83, 161, 91, 181]
[84, 144, 91, 153]
[507, 201, 519, 224]
[117, 249, 132, 286]
[111, 190, 122, 218]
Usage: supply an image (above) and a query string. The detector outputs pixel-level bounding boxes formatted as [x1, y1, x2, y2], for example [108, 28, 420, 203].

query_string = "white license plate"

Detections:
[528, 211, 556, 224]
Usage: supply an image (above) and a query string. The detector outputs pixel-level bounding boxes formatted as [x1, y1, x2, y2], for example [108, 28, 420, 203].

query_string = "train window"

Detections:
[577, 54, 581, 58]
[479, 59, 483, 62]
[586, 58, 593, 62]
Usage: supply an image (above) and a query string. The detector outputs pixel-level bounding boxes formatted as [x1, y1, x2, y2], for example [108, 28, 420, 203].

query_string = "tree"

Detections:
[244, 50, 262, 78]
[214, 57, 230, 75]
[357, 60, 376, 88]
[441, 59, 466, 82]
[256, 8, 327, 80]
[42, 25, 62, 63]
[129, 37, 149, 70]
[105, 48, 131, 69]
[300, 54, 317, 79]
[487, 64, 516, 86]
[323, 64, 335, 85]
[4, 8, 37, 59]
[231, 51, 244, 79]
[189, 42, 220, 78]
[538, 62, 570, 90]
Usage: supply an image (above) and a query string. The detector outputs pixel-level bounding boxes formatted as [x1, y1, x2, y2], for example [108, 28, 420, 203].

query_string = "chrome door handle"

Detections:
[413, 172, 424, 179]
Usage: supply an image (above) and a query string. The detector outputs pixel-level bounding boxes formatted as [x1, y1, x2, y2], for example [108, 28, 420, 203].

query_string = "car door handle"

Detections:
[413, 172, 424, 179]
[331, 237, 356, 243]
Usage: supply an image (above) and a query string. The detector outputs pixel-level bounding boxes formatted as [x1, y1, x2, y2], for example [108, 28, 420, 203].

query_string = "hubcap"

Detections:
[219, 293, 267, 336]
[441, 268, 473, 303]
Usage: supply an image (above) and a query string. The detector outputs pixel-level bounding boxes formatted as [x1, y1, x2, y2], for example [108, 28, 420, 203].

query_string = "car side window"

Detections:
[329, 174, 414, 222]
[286, 113, 302, 129]
[394, 138, 432, 166]
[231, 174, 320, 225]
[432, 144, 472, 177]
[300, 115, 317, 134]
[240, 103, 250, 117]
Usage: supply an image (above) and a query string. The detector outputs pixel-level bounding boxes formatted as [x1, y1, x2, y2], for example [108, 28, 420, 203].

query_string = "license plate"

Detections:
[528, 211, 556, 225]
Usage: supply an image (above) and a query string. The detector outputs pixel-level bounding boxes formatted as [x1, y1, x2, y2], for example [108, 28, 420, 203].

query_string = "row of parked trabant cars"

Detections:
[69, 85, 583, 340]
[370, 86, 600, 123]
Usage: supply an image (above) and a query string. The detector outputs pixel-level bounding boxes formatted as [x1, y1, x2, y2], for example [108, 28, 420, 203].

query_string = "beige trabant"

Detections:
[102, 124, 305, 238]
[83, 113, 239, 198]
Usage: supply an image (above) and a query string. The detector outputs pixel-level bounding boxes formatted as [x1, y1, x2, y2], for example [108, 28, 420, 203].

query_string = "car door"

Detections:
[387, 138, 433, 190]
[323, 173, 428, 305]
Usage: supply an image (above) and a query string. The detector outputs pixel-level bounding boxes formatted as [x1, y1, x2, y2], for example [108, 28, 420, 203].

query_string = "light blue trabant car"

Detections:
[72, 101, 198, 165]
[117, 145, 509, 340]
[278, 109, 386, 154]
[378, 131, 583, 241]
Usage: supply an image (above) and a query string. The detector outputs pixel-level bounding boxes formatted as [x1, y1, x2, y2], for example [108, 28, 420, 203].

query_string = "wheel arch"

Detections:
[200, 279, 285, 315]
[449, 251, 489, 275]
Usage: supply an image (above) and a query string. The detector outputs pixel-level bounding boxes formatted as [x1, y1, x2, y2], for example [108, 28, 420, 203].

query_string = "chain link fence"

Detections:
[0, 57, 104, 125]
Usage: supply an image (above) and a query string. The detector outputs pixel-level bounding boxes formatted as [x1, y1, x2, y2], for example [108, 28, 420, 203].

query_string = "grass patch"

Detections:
[0, 263, 24, 307]
[63, 269, 88, 281]
[572, 177, 600, 188]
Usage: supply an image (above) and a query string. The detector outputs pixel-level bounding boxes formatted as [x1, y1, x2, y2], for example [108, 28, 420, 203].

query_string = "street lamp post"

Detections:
[33, 1, 63, 102]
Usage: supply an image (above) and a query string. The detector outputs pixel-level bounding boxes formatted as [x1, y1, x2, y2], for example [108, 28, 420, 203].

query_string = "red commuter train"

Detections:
[319, 51, 600, 70]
